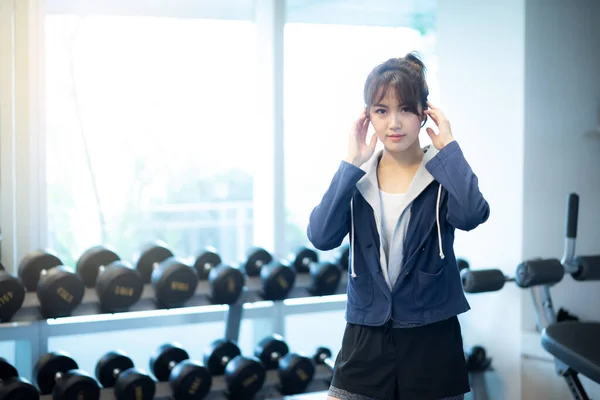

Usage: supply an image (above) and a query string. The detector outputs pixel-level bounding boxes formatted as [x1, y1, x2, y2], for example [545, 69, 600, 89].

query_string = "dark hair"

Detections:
[363, 52, 429, 126]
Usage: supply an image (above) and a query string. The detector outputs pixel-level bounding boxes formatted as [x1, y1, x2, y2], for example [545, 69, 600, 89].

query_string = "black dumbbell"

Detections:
[336, 244, 349, 271]
[193, 247, 222, 281]
[133, 242, 199, 308]
[18, 251, 85, 318]
[76, 245, 144, 313]
[465, 346, 492, 372]
[203, 339, 266, 399]
[457, 258, 470, 271]
[289, 247, 342, 296]
[259, 260, 296, 301]
[255, 335, 315, 395]
[33, 351, 100, 399]
[96, 350, 155, 400]
[312, 347, 335, 371]
[0, 358, 39, 399]
[240, 247, 273, 277]
[207, 262, 245, 305]
[150, 343, 212, 400]
[0, 262, 26, 322]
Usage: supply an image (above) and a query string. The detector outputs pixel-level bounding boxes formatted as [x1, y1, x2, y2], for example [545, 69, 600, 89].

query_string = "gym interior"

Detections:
[0, 0, 599, 399]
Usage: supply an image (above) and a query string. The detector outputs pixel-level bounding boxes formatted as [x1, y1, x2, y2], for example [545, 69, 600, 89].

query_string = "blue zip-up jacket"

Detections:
[307, 141, 490, 327]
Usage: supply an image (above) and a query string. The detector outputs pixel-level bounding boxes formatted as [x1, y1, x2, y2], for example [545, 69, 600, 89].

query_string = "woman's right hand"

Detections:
[344, 109, 378, 167]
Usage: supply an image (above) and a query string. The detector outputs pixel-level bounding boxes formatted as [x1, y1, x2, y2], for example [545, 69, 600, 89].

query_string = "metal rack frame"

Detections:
[0, 275, 348, 383]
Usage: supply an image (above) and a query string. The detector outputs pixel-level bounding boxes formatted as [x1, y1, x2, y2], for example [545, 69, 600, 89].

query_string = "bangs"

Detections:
[365, 71, 423, 114]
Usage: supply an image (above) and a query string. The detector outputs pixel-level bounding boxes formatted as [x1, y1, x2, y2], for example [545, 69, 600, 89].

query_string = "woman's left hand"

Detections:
[424, 101, 455, 150]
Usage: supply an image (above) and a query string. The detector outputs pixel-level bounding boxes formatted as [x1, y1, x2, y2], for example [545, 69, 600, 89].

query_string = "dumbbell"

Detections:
[241, 247, 298, 300]
[95, 350, 155, 400]
[312, 347, 335, 371]
[336, 244, 349, 271]
[457, 258, 470, 271]
[133, 242, 199, 308]
[187, 246, 246, 304]
[259, 259, 297, 301]
[465, 345, 492, 372]
[192, 247, 222, 281]
[207, 260, 245, 305]
[288, 247, 342, 296]
[150, 343, 212, 399]
[0, 358, 39, 399]
[17, 251, 85, 318]
[33, 351, 100, 399]
[461, 258, 565, 293]
[240, 247, 273, 277]
[76, 245, 144, 313]
[254, 334, 315, 395]
[0, 262, 26, 322]
[203, 339, 266, 399]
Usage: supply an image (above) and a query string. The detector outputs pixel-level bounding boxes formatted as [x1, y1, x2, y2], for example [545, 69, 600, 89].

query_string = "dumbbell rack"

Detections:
[0, 273, 348, 392]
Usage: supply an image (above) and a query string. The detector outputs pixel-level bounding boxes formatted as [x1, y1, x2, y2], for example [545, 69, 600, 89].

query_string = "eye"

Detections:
[400, 106, 410, 113]
[375, 108, 386, 115]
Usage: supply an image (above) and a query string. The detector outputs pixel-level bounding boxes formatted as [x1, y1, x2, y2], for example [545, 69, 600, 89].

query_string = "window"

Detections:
[283, 0, 439, 260]
[45, 3, 259, 268]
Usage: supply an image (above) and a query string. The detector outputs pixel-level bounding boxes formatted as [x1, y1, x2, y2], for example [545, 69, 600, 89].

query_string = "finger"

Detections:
[353, 115, 367, 134]
[368, 133, 378, 150]
[424, 110, 440, 125]
[356, 117, 369, 139]
[426, 101, 438, 110]
[426, 127, 437, 139]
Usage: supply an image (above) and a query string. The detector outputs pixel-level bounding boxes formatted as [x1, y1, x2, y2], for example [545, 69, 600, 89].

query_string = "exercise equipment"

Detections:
[0, 263, 26, 322]
[203, 338, 266, 399]
[462, 193, 600, 400]
[337, 244, 349, 271]
[254, 334, 315, 395]
[207, 263, 245, 305]
[288, 247, 343, 296]
[193, 247, 222, 281]
[186, 245, 246, 305]
[465, 346, 491, 372]
[34, 351, 100, 399]
[133, 242, 199, 308]
[150, 343, 212, 399]
[241, 247, 273, 277]
[0, 358, 39, 400]
[457, 258, 470, 271]
[96, 350, 155, 400]
[76, 245, 144, 313]
[259, 260, 296, 301]
[18, 251, 85, 318]
[312, 347, 335, 372]
[464, 346, 492, 400]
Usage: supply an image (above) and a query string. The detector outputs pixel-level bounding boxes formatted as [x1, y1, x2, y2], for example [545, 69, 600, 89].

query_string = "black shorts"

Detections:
[328, 316, 471, 400]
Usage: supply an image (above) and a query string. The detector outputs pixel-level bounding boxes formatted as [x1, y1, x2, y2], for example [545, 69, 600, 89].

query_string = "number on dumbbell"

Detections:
[18, 251, 85, 318]
[76, 245, 144, 313]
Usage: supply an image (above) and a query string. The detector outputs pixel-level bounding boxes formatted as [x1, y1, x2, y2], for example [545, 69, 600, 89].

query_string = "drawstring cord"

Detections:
[350, 198, 356, 278]
[436, 184, 445, 260]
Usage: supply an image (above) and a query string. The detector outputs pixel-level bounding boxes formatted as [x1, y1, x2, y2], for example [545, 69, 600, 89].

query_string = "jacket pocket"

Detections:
[347, 273, 374, 310]
[414, 268, 449, 309]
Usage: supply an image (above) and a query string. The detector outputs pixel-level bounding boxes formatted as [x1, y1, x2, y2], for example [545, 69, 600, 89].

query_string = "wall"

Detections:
[522, 0, 600, 398]
[436, 1, 526, 399]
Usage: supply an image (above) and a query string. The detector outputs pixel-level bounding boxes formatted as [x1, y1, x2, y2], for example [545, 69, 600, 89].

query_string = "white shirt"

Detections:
[379, 189, 408, 263]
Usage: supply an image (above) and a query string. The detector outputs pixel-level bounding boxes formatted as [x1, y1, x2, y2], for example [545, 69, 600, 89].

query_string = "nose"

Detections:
[389, 111, 402, 131]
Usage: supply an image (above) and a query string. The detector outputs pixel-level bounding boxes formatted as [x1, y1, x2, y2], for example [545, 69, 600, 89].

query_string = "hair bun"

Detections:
[404, 52, 426, 75]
